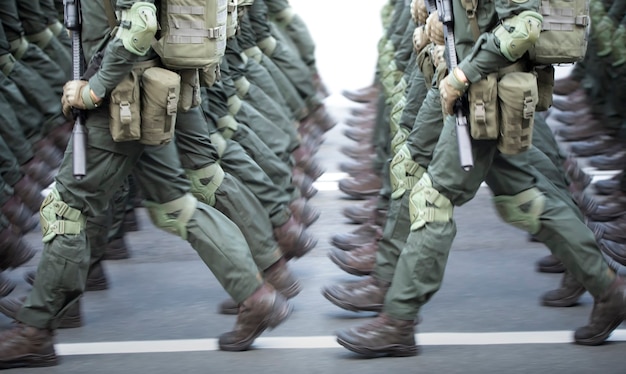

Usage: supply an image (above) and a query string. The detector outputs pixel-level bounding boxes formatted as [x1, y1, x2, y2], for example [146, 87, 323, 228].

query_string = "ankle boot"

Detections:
[553, 75, 581, 96]
[338, 172, 382, 200]
[292, 167, 318, 199]
[587, 218, 626, 243]
[563, 156, 592, 191]
[292, 146, 325, 181]
[0, 297, 83, 329]
[218, 258, 302, 315]
[273, 216, 318, 260]
[20, 158, 55, 188]
[341, 85, 379, 103]
[535, 254, 565, 273]
[103, 236, 131, 260]
[33, 138, 63, 169]
[336, 313, 418, 357]
[541, 271, 586, 307]
[594, 173, 622, 196]
[551, 89, 588, 112]
[218, 284, 292, 351]
[0, 227, 36, 270]
[289, 198, 320, 227]
[1, 195, 38, 234]
[12, 175, 44, 212]
[574, 277, 626, 345]
[331, 222, 382, 251]
[599, 239, 626, 266]
[0, 323, 57, 369]
[322, 276, 390, 312]
[328, 241, 377, 276]
[343, 197, 378, 224]
[0, 273, 16, 297]
[339, 158, 375, 176]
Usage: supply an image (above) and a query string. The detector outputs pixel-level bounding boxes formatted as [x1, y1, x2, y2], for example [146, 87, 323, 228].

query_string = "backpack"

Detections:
[152, 0, 229, 70]
[461, 0, 590, 65]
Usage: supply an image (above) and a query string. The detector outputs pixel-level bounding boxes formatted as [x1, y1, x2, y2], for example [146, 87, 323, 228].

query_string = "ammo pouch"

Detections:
[534, 65, 555, 112]
[497, 72, 538, 154]
[140, 67, 181, 145]
[416, 44, 435, 89]
[468, 73, 499, 140]
[109, 61, 148, 142]
[178, 69, 201, 112]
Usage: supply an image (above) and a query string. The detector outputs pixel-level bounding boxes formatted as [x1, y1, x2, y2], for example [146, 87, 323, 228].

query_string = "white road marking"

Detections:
[56, 329, 626, 356]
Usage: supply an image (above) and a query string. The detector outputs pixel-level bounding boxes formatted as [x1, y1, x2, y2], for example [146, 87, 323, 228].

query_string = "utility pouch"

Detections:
[468, 73, 499, 140]
[109, 70, 142, 142]
[178, 69, 201, 112]
[534, 65, 555, 112]
[140, 67, 181, 145]
[497, 72, 538, 154]
[417, 45, 435, 89]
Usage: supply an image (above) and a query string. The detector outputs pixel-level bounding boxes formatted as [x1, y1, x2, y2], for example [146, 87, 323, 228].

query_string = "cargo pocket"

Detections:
[140, 67, 181, 145]
[497, 72, 538, 154]
[468, 73, 499, 140]
[109, 71, 141, 142]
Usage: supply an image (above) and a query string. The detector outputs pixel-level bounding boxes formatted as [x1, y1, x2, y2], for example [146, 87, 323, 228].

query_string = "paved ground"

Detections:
[2, 1, 625, 373]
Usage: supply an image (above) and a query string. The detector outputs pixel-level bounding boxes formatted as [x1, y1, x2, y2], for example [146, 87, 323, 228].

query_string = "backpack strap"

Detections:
[103, 0, 119, 29]
[461, 0, 480, 41]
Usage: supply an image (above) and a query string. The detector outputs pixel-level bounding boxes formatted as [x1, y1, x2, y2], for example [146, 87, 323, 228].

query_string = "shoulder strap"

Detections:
[461, 0, 480, 41]
[103, 0, 118, 29]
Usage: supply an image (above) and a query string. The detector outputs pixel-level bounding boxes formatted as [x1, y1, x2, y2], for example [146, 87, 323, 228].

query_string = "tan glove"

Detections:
[439, 67, 469, 116]
[425, 12, 445, 46]
[61, 80, 100, 119]
[430, 44, 446, 69]
[417, 0, 428, 25]
[413, 26, 429, 53]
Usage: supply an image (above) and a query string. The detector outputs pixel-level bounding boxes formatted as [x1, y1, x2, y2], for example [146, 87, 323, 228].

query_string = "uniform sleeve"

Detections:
[457, 0, 541, 83]
[88, 0, 156, 98]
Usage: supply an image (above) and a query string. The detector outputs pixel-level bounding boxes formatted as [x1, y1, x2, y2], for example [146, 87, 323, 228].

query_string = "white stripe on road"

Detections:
[56, 329, 626, 356]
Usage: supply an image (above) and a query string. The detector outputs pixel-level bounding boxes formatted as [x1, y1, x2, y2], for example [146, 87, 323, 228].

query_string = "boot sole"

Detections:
[219, 302, 293, 351]
[575, 318, 624, 346]
[321, 288, 382, 313]
[541, 287, 586, 308]
[336, 337, 418, 357]
[328, 252, 372, 277]
[0, 353, 58, 369]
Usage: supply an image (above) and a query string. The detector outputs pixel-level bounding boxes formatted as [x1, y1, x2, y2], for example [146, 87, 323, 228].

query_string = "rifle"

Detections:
[428, 0, 474, 171]
[64, 0, 87, 180]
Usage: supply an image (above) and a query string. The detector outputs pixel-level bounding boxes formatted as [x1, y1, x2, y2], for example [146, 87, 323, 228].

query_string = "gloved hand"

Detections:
[429, 44, 446, 69]
[62, 80, 100, 119]
[411, 0, 428, 25]
[439, 67, 468, 116]
[425, 12, 445, 46]
[413, 26, 429, 53]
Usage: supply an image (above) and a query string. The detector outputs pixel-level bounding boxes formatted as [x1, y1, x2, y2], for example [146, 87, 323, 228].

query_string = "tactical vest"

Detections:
[462, 0, 589, 65]
[153, 0, 228, 69]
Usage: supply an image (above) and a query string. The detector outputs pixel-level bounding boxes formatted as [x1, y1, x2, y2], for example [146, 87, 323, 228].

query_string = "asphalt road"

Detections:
[2, 1, 625, 373]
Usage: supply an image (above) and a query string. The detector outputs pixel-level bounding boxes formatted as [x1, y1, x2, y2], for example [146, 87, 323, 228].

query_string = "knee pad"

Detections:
[409, 174, 453, 231]
[494, 11, 543, 61]
[185, 164, 225, 207]
[209, 132, 228, 158]
[116, 2, 158, 56]
[493, 187, 545, 234]
[390, 145, 425, 200]
[217, 115, 239, 140]
[40, 187, 86, 243]
[388, 96, 407, 138]
[144, 193, 197, 240]
[390, 126, 409, 156]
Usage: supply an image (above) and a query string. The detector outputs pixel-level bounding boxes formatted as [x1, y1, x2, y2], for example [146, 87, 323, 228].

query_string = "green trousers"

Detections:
[241, 54, 292, 119]
[236, 100, 292, 164]
[383, 115, 615, 320]
[17, 105, 263, 330]
[0, 94, 34, 166]
[258, 54, 308, 120]
[0, 70, 43, 145]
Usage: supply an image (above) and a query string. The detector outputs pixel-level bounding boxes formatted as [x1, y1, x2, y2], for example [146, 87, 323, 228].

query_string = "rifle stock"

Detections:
[64, 0, 87, 180]
[430, 0, 474, 171]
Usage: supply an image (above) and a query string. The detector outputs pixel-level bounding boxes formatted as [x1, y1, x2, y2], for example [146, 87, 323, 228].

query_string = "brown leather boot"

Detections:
[33, 138, 64, 169]
[577, 192, 626, 222]
[331, 222, 382, 251]
[343, 126, 374, 143]
[344, 114, 376, 128]
[336, 313, 418, 357]
[20, 158, 55, 188]
[218, 258, 302, 315]
[273, 216, 318, 260]
[339, 158, 375, 176]
[563, 156, 592, 191]
[553, 75, 581, 96]
[289, 198, 320, 227]
[588, 217, 626, 243]
[292, 167, 318, 199]
[594, 172, 622, 196]
[338, 172, 382, 199]
[0, 298, 83, 329]
[551, 88, 588, 112]
[569, 136, 621, 158]
[574, 277, 626, 345]
[599, 239, 626, 266]
[328, 241, 377, 276]
[541, 271, 586, 307]
[292, 146, 325, 180]
[343, 197, 378, 224]
[0, 227, 36, 271]
[322, 276, 390, 312]
[341, 85, 379, 103]
[0, 272, 16, 297]
[556, 118, 608, 142]
[588, 150, 626, 171]
[341, 144, 375, 160]
[0, 323, 57, 369]
[218, 284, 292, 351]
[311, 105, 337, 133]
[1, 195, 38, 234]
[535, 254, 565, 274]
[25, 261, 109, 292]
[12, 175, 44, 212]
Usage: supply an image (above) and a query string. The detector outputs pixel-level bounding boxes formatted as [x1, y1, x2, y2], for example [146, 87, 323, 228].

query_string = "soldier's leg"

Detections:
[243, 56, 293, 119]
[11, 40, 65, 95]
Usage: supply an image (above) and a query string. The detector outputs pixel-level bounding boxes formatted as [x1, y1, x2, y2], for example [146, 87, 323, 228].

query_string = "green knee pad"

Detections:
[390, 145, 425, 200]
[209, 132, 228, 158]
[388, 95, 406, 137]
[40, 187, 86, 243]
[185, 164, 225, 207]
[217, 115, 239, 140]
[144, 193, 197, 240]
[409, 174, 453, 231]
[493, 187, 545, 235]
[390, 126, 409, 157]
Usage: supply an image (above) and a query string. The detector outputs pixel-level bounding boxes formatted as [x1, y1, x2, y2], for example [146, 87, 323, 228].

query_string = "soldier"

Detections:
[332, 0, 626, 358]
[0, 0, 294, 368]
